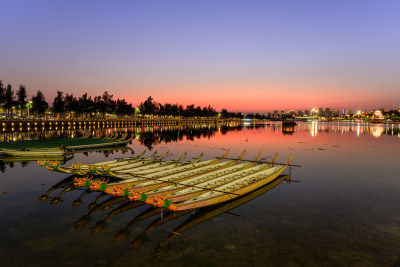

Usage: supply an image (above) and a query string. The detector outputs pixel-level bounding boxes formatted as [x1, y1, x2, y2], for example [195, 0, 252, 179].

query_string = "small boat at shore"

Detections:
[1, 147, 66, 157]
[0, 133, 134, 158]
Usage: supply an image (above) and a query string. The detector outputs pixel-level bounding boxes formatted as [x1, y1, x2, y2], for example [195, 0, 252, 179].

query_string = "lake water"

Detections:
[1, 122, 399, 266]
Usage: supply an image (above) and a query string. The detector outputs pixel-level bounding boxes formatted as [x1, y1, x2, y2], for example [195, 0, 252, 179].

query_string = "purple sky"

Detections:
[1, 0, 399, 112]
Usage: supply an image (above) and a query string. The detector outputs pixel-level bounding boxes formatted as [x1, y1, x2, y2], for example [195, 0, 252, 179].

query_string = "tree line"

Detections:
[0, 80, 243, 119]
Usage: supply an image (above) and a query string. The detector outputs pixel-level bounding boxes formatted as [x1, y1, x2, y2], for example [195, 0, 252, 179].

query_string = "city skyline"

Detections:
[1, 0, 399, 112]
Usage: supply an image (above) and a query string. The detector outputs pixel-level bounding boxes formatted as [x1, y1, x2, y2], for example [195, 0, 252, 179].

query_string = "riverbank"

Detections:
[1, 117, 240, 132]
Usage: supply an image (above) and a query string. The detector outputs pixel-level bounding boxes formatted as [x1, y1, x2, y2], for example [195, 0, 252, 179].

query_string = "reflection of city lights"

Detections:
[357, 124, 360, 137]
[310, 121, 318, 137]
[370, 126, 384, 138]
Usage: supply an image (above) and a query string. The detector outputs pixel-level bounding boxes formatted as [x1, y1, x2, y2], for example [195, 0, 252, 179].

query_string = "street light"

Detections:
[26, 101, 32, 118]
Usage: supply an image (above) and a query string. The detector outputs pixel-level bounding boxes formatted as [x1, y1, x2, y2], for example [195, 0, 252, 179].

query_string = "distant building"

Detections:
[373, 110, 385, 119]
[341, 109, 351, 116]
[332, 110, 340, 117]
[318, 107, 324, 117]
[325, 108, 331, 117]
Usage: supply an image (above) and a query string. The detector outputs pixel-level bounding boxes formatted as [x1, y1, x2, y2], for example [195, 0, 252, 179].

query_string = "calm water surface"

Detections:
[1, 122, 400, 266]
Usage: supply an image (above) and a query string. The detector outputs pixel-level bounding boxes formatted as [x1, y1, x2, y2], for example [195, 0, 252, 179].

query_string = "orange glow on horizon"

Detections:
[120, 82, 383, 112]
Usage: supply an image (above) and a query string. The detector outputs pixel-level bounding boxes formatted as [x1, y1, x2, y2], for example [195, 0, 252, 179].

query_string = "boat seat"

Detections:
[226, 186, 238, 190]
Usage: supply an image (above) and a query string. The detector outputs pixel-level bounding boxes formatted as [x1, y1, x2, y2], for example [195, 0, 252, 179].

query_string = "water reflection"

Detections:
[2, 120, 400, 266]
[302, 121, 400, 138]
[1, 122, 398, 147]
[38, 173, 292, 260]
[242, 121, 400, 138]
[2, 122, 398, 172]
[0, 146, 132, 173]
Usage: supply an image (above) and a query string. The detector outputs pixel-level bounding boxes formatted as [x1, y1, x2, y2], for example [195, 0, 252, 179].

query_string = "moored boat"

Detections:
[1, 147, 65, 157]
[39, 149, 155, 174]
[167, 154, 292, 211]
[144, 153, 277, 205]
[85, 150, 233, 193]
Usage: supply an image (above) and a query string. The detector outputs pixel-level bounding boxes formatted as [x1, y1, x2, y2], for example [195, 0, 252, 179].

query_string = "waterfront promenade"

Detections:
[0, 117, 239, 131]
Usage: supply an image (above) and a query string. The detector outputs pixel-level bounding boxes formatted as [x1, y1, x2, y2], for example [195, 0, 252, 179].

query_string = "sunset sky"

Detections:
[1, 0, 399, 112]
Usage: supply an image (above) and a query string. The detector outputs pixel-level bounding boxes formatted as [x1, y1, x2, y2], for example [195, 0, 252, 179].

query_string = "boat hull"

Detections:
[1, 148, 65, 157]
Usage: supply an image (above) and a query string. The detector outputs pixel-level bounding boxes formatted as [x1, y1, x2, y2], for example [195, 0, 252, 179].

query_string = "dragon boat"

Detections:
[69, 151, 292, 213]
[39, 150, 158, 174]
[85, 151, 189, 176]
[80, 149, 234, 194]
[167, 154, 292, 211]
[142, 153, 277, 205]
[89, 152, 277, 208]
[103, 151, 190, 175]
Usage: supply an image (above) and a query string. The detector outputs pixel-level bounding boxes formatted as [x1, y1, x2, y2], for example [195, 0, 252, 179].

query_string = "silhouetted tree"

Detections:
[31, 90, 48, 117]
[116, 99, 134, 116]
[102, 91, 116, 115]
[0, 82, 236, 119]
[220, 108, 228, 118]
[185, 104, 195, 117]
[52, 91, 65, 117]
[16, 85, 27, 116]
[140, 96, 158, 115]
[64, 94, 78, 118]
[78, 93, 95, 118]
[234, 112, 244, 119]
[4, 84, 15, 118]
[0, 80, 5, 108]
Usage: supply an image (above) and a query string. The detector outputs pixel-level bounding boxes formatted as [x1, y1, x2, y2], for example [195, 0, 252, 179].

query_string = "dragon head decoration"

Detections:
[88, 178, 109, 191]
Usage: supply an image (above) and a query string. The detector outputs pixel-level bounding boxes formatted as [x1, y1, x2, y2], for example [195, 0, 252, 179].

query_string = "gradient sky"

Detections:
[1, 0, 399, 112]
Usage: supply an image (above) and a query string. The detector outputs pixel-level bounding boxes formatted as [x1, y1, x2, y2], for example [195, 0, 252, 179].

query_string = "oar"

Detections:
[220, 157, 301, 167]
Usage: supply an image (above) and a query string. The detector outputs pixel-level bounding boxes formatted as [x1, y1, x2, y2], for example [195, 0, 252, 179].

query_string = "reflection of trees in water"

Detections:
[137, 126, 242, 150]
[0, 161, 13, 172]
[20, 161, 29, 168]
[0, 161, 5, 173]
